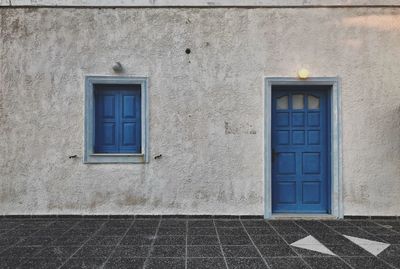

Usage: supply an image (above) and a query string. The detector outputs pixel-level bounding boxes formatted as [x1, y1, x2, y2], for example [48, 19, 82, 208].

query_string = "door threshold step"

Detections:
[271, 214, 337, 220]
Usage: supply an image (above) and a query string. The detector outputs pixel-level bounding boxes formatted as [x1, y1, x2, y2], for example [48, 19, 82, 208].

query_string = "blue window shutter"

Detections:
[94, 88, 119, 153]
[119, 87, 141, 153]
[94, 85, 141, 154]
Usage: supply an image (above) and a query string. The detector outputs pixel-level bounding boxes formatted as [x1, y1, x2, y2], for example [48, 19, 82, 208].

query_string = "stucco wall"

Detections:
[1, 7, 400, 216]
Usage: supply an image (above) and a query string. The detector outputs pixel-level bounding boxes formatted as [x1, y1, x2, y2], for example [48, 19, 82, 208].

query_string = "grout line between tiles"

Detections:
[268, 221, 313, 269]
[56, 220, 108, 269]
[239, 219, 271, 269]
[213, 219, 229, 269]
[142, 218, 162, 269]
[100, 219, 136, 268]
[185, 220, 188, 269]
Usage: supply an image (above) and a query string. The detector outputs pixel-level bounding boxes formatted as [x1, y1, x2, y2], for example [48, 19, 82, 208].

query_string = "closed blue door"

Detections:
[272, 86, 330, 213]
[94, 85, 141, 154]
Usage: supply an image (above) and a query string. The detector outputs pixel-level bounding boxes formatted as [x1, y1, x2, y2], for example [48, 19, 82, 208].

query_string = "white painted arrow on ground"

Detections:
[290, 235, 336, 256]
[343, 235, 390, 256]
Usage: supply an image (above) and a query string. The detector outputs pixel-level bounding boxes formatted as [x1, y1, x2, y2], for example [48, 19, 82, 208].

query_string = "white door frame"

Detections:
[264, 77, 343, 219]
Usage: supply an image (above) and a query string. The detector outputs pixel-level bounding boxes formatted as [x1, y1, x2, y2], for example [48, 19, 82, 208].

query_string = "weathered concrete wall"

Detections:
[1, 7, 400, 215]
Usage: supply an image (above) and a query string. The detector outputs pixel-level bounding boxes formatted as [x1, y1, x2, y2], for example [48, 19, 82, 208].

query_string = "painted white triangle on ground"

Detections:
[290, 235, 336, 256]
[343, 235, 390, 256]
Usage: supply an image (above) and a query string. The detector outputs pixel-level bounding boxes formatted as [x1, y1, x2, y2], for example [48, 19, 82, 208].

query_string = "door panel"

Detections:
[272, 86, 330, 213]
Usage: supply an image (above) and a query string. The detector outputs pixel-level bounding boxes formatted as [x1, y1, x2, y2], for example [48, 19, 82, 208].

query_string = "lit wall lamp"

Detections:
[112, 62, 123, 73]
[297, 68, 310, 80]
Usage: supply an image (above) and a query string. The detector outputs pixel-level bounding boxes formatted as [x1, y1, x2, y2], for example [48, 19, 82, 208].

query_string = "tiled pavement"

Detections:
[0, 217, 400, 268]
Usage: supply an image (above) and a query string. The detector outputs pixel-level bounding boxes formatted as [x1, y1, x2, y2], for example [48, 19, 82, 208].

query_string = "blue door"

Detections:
[94, 85, 141, 154]
[272, 86, 330, 213]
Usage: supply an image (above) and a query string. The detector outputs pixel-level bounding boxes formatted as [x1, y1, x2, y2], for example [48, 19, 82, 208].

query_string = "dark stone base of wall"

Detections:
[0, 215, 265, 219]
[0, 214, 399, 220]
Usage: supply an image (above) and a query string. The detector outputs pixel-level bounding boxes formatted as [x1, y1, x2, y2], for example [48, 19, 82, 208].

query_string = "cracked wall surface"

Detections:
[1, 7, 400, 215]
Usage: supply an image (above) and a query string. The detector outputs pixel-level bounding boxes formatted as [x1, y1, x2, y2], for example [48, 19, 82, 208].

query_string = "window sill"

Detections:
[84, 153, 147, 164]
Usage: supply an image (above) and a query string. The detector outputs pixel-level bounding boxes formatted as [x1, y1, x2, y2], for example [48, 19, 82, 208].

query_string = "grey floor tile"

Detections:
[266, 257, 309, 269]
[154, 235, 185, 245]
[246, 227, 277, 235]
[103, 257, 145, 269]
[18, 236, 55, 246]
[150, 245, 185, 257]
[226, 258, 267, 269]
[126, 228, 157, 236]
[0, 258, 28, 269]
[188, 245, 223, 257]
[72, 246, 115, 258]
[188, 236, 219, 245]
[46, 221, 78, 229]
[33, 229, 69, 237]
[84, 236, 122, 246]
[304, 257, 352, 269]
[189, 227, 217, 236]
[295, 221, 325, 228]
[320, 220, 354, 227]
[219, 236, 252, 246]
[120, 236, 154, 245]
[378, 235, 400, 244]
[102, 220, 133, 229]
[159, 219, 186, 228]
[144, 258, 185, 269]
[112, 246, 150, 257]
[0, 246, 43, 257]
[380, 256, 400, 268]
[251, 235, 287, 245]
[215, 220, 242, 227]
[187, 258, 227, 269]
[0, 236, 24, 246]
[133, 220, 160, 227]
[157, 227, 186, 236]
[4, 229, 40, 237]
[258, 245, 298, 257]
[60, 257, 107, 268]
[217, 228, 247, 236]
[333, 227, 371, 237]
[343, 257, 393, 269]
[347, 220, 381, 227]
[0, 222, 22, 229]
[274, 227, 307, 235]
[361, 227, 399, 235]
[268, 221, 297, 228]
[73, 221, 106, 229]
[241, 220, 270, 228]
[19, 258, 64, 269]
[188, 220, 214, 228]
[222, 245, 260, 257]
[95, 228, 128, 236]
[35, 246, 79, 258]
[52, 236, 89, 246]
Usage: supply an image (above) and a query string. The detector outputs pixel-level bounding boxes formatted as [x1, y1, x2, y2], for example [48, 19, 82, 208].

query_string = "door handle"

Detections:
[272, 149, 278, 162]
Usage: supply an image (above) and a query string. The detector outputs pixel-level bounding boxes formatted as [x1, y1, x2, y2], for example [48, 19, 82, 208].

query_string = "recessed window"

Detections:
[84, 76, 148, 163]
